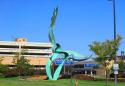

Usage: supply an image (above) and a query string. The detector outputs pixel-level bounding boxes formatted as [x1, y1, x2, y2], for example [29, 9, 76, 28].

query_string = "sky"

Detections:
[0, 0, 125, 56]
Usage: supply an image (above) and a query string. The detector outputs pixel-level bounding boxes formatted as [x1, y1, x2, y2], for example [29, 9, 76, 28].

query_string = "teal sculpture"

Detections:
[45, 7, 91, 80]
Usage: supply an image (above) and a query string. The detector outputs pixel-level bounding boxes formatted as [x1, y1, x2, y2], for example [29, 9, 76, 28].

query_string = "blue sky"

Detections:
[0, 0, 125, 56]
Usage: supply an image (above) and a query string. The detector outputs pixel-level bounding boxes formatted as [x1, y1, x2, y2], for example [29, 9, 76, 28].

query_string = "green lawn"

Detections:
[0, 77, 125, 86]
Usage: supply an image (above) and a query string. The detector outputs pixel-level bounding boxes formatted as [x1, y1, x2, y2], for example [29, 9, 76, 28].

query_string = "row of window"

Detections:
[0, 45, 51, 49]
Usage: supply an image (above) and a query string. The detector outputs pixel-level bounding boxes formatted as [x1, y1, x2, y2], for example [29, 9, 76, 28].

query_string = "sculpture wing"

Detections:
[49, 7, 58, 45]
[66, 50, 92, 60]
[50, 7, 58, 28]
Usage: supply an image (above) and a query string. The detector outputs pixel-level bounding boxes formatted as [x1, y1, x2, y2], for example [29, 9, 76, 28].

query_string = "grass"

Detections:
[0, 77, 125, 86]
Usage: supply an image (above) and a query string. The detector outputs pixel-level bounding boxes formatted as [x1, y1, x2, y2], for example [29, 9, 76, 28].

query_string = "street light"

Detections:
[109, 0, 117, 40]
[108, 0, 118, 86]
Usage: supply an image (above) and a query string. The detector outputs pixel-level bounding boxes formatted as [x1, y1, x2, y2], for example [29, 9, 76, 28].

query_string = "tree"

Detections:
[0, 57, 8, 77]
[118, 60, 125, 72]
[0, 57, 4, 64]
[13, 48, 31, 78]
[89, 35, 122, 86]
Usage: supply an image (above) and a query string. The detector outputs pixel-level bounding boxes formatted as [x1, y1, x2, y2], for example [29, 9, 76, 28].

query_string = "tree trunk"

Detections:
[105, 70, 108, 86]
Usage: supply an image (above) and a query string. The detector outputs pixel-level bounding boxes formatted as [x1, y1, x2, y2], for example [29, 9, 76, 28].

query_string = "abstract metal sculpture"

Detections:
[45, 7, 91, 80]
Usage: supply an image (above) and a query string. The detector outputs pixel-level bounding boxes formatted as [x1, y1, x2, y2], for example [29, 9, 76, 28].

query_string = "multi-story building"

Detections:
[0, 38, 52, 69]
[2, 38, 121, 77]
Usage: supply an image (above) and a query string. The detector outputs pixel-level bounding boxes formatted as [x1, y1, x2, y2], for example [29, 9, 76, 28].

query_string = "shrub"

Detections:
[73, 74, 95, 80]
[0, 65, 9, 77]
[3, 68, 18, 78]
[110, 72, 125, 78]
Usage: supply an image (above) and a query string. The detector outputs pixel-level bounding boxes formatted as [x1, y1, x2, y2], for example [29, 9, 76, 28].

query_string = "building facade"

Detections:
[1, 38, 116, 77]
[0, 38, 52, 69]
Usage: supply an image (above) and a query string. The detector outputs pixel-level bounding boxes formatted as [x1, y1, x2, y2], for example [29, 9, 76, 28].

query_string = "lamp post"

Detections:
[108, 0, 117, 86]
[112, 0, 116, 40]
[113, 1, 117, 86]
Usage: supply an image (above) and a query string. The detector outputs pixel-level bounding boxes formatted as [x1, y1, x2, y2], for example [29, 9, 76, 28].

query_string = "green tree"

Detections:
[118, 60, 125, 72]
[89, 35, 122, 86]
[0, 57, 4, 64]
[13, 48, 31, 79]
[0, 57, 8, 77]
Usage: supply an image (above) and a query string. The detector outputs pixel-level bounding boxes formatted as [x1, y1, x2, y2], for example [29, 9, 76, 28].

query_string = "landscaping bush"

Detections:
[3, 68, 18, 78]
[29, 69, 46, 76]
[73, 74, 95, 80]
[61, 74, 71, 79]
[0, 65, 8, 73]
[1, 68, 47, 78]
[110, 72, 125, 78]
